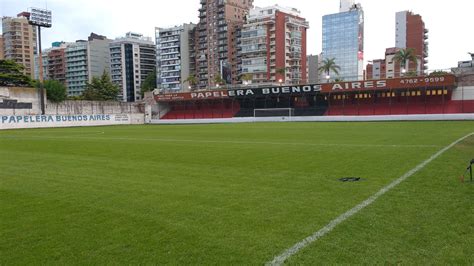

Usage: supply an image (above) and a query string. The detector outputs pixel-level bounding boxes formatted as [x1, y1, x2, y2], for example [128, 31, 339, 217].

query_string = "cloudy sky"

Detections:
[1, 0, 472, 70]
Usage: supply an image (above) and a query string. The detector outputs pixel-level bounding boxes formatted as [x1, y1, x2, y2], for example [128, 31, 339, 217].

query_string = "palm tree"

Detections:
[393, 48, 417, 75]
[318, 58, 341, 82]
[184, 75, 198, 90]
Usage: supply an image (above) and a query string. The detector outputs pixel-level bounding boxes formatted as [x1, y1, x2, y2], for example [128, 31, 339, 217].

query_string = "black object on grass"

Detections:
[339, 177, 362, 182]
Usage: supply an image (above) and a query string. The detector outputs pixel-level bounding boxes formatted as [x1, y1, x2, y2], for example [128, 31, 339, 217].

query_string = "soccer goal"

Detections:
[254, 108, 295, 119]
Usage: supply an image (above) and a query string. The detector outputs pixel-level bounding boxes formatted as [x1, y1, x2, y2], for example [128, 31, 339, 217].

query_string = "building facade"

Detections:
[240, 5, 308, 85]
[34, 48, 49, 80]
[366, 11, 428, 80]
[0, 36, 4, 59]
[307, 54, 319, 84]
[452, 53, 474, 86]
[47, 44, 68, 84]
[195, 0, 254, 89]
[65, 34, 110, 96]
[33, 42, 70, 83]
[110, 32, 156, 102]
[396, 11, 428, 73]
[2, 13, 37, 78]
[155, 24, 195, 92]
[322, 1, 364, 81]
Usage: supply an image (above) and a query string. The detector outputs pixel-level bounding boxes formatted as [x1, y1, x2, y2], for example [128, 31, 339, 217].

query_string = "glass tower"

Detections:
[322, 3, 364, 81]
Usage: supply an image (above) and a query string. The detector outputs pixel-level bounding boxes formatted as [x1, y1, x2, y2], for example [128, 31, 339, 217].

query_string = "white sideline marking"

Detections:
[267, 132, 474, 266]
[0, 135, 441, 149]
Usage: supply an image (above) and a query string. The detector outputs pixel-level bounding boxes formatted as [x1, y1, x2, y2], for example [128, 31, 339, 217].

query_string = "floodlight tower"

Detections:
[27, 7, 52, 115]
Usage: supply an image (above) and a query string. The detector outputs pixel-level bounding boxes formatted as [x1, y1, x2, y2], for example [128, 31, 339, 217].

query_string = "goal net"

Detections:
[254, 108, 295, 118]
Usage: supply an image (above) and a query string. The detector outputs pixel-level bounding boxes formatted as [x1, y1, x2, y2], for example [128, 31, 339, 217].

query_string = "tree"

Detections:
[213, 74, 225, 86]
[405, 71, 417, 77]
[240, 73, 253, 84]
[141, 69, 157, 96]
[393, 48, 418, 73]
[276, 67, 288, 84]
[67, 95, 84, 101]
[184, 75, 198, 90]
[276, 67, 286, 76]
[318, 58, 341, 78]
[0, 60, 33, 87]
[429, 70, 450, 76]
[37, 80, 67, 103]
[82, 71, 120, 101]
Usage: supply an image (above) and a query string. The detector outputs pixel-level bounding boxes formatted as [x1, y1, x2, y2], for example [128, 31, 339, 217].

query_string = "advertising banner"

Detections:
[0, 114, 144, 130]
[153, 75, 456, 102]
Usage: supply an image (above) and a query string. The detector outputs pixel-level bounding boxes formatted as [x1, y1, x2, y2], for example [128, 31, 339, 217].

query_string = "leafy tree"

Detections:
[240, 73, 253, 84]
[405, 71, 418, 77]
[83, 71, 120, 101]
[0, 60, 33, 87]
[276, 67, 288, 84]
[67, 95, 84, 101]
[141, 69, 157, 96]
[184, 75, 198, 90]
[213, 74, 225, 86]
[429, 70, 450, 76]
[318, 58, 341, 78]
[276, 67, 286, 76]
[36, 80, 67, 103]
[393, 48, 418, 72]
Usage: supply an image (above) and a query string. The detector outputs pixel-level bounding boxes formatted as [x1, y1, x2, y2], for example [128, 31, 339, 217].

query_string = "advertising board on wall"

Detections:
[153, 75, 457, 102]
[0, 114, 144, 130]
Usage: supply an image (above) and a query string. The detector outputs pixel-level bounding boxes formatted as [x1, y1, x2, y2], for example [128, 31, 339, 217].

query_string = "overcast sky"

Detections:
[1, 0, 472, 70]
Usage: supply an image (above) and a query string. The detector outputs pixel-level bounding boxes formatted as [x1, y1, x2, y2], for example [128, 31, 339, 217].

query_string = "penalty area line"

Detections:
[267, 132, 474, 266]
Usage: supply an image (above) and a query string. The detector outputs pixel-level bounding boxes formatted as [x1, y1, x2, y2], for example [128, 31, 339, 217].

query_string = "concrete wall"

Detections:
[0, 87, 42, 115]
[46, 101, 145, 115]
[452, 86, 474, 100]
[0, 87, 146, 129]
[1, 87, 145, 116]
[1, 113, 144, 130]
[151, 114, 474, 125]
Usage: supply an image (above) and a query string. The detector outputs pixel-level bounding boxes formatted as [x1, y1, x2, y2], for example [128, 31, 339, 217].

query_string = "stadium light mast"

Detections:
[27, 7, 52, 115]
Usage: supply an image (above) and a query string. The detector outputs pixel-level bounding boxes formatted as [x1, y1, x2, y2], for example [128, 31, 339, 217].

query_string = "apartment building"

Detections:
[110, 32, 156, 102]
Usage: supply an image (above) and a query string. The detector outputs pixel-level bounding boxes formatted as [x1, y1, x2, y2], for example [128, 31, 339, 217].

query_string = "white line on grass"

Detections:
[267, 132, 474, 266]
[0, 135, 442, 149]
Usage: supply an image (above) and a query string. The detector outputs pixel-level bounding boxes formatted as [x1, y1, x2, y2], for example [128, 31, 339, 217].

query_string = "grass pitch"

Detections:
[0, 122, 473, 264]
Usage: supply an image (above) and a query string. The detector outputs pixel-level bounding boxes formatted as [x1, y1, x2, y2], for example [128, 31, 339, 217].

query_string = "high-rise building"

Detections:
[0, 36, 4, 60]
[2, 13, 37, 78]
[322, 1, 364, 81]
[340, 0, 355, 12]
[34, 43, 68, 81]
[307, 54, 319, 84]
[46, 42, 70, 84]
[34, 48, 49, 80]
[110, 32, 156, 102]
[65, 33, 111, 96]
[155, 24, 195, 92]
[195, 0, 254, 89]
[396, 11, 428, 72]
[240, 5, 308, 85]
[366, 11, 428, 80]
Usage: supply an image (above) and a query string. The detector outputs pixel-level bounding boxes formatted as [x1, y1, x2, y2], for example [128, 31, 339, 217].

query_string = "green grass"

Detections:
[0, 122, 473, 264]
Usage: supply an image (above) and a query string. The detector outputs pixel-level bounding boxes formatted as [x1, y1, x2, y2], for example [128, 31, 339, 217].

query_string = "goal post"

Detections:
[253, 108, 295, 119]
